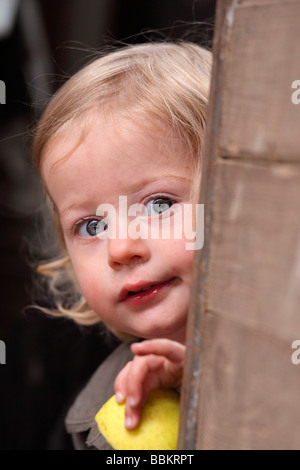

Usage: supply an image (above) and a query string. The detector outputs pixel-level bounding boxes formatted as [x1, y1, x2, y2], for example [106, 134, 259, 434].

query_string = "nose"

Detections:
[107, 236, 151, 269]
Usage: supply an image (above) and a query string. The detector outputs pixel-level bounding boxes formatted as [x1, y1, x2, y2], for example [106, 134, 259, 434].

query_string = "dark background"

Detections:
[0, 0, 216, 450]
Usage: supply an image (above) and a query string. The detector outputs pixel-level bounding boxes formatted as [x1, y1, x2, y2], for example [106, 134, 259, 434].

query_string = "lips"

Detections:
[118, 278, 176, 303]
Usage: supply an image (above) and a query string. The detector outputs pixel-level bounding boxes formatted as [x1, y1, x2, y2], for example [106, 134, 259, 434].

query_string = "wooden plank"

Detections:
[219, 1, 300, 161]
[208, 159, 300, 342]
[178, 0, 232, 450]
[196, 313, 300, 450]
[240, 0, 300, 6]
[178, 0, 300, 450]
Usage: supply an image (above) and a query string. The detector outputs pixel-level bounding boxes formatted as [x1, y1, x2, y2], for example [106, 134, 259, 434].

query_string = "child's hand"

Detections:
[114, 338, 185, 430]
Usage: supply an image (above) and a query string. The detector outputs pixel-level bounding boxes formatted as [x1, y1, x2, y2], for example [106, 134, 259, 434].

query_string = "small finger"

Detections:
[124, 371, 162, 430]
[131, 339, 185, 363]
[125, 354, 163, 405]
[114, 361, 133, 403]
[124, 405, 142, 430]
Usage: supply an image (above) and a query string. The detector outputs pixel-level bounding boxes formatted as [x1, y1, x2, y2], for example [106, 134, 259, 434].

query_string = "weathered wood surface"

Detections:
[219, 0, 300, 161]
[178, 0, 300, 450]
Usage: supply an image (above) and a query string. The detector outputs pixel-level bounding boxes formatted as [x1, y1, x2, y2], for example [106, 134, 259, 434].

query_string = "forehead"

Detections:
[41, 111, 192, 186]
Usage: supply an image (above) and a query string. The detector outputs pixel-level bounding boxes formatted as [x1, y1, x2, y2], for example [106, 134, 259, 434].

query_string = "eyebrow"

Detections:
[124, 174, 192, 195]
[59, 174, 192, 219]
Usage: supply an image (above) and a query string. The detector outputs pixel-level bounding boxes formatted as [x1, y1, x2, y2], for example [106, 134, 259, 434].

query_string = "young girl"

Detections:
[31, 41, 212, 449]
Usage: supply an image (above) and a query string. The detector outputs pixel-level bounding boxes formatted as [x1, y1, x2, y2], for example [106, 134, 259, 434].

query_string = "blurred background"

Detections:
[0, 0, 216, 449]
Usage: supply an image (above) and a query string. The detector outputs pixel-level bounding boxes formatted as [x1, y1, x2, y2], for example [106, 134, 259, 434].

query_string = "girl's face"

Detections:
[42, 114, 198, 344]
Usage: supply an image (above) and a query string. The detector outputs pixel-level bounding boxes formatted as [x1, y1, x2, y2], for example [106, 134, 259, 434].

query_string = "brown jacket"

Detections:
[65, 341, 134, 450]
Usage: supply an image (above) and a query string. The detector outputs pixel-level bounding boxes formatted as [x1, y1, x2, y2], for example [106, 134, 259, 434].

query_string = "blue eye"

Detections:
[145, 197, 174, 216]
[76, 218, 108, 237]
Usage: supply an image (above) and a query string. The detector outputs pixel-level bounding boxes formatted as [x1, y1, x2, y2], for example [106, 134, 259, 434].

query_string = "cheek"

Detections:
[160, 238, 195, 278]
[76, 269, 111, 320]
[67, 250, 106, 306]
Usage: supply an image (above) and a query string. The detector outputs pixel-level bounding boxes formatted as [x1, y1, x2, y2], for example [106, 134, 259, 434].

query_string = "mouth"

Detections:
[118, 278, 177, 306]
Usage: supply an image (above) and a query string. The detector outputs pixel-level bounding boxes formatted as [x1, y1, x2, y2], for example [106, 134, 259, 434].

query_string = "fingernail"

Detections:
[127, 396, 138, 408]
[125, 416, 135, 430]
[115, 392, 125, 404]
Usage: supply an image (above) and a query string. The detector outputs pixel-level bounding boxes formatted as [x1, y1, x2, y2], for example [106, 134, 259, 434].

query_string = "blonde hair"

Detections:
[31, 41, 212, 334]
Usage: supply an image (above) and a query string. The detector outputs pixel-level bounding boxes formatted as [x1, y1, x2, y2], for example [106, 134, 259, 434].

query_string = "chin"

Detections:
[136, 323, 186, 343]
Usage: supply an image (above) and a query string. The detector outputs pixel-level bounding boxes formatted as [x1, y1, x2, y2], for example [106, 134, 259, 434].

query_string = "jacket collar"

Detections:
[65, 341, 134, 449]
